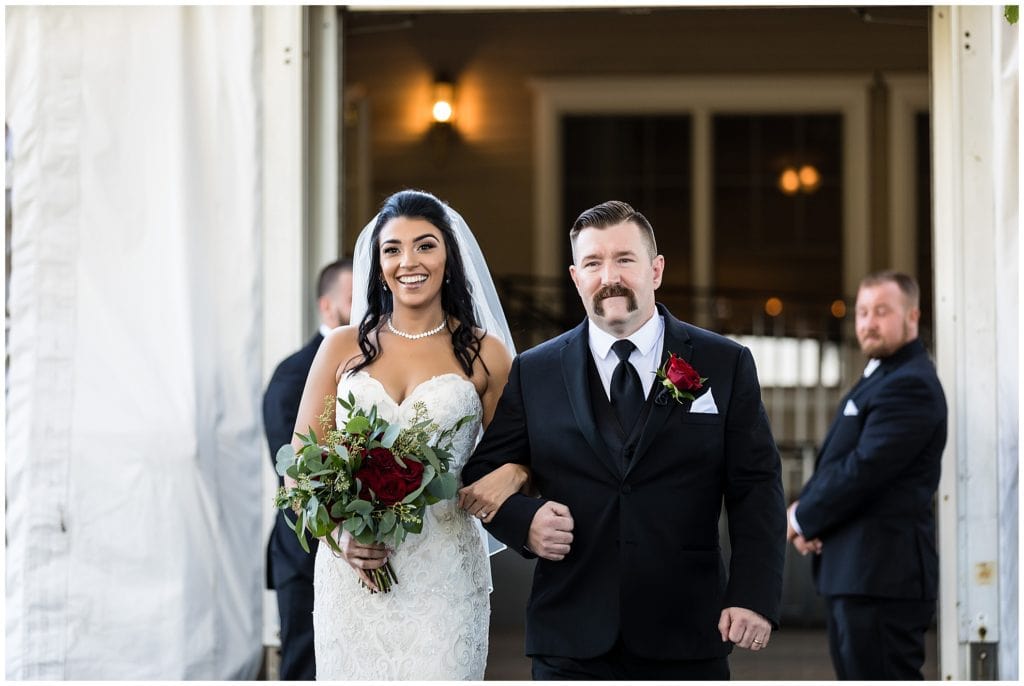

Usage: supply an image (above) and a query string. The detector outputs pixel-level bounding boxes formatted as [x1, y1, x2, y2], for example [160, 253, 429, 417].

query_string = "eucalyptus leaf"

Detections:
[354, 526, 375, 545]
[400, 464, 436, 504]
[422, 445, 442, 473]
[305, 495, 320, 521]
[380, 423, 402, 449]
[343, 517, 362, 533]
[345, 499, 373, 516]
[316, 503, 332, 529]
[346, 415, 371, 434]
[430, 471, 458, 500]
[380, 509, 396, 534]
[323, 530, 343, 555]
[294, 512, 310, 553]
[275, 444, 297, 476]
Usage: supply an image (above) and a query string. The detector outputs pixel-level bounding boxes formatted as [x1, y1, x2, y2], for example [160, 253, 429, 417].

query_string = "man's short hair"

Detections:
[317, 258, 353, 298]
[569, 200, 658, 261]
[860, 270, 920, 309]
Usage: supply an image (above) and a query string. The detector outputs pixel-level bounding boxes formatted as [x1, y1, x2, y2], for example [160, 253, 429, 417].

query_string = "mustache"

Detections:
[593, 284, 638, 316]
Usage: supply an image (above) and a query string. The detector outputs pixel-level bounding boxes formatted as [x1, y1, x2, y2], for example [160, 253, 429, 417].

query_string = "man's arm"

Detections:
[462, 356, 545, 554]
[721, 347, 787, 627]
[262, 362, 304, 472]
[795, 373, 942, 540]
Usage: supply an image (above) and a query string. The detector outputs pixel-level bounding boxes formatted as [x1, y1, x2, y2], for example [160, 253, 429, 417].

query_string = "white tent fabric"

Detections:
[6, 7, 264, 679]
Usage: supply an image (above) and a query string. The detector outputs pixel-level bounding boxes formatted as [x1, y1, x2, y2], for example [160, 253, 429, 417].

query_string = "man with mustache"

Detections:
[787, 271, 946, 680]
[463, 200, 785, 679]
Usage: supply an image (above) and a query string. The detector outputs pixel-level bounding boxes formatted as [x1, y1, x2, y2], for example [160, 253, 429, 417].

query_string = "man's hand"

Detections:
[527, 501, 574, 560]
[786, 501, 800, 542]
[719, 607, 772, 651]
[787, 501, 823, 555]
[792, 534, 823, 556]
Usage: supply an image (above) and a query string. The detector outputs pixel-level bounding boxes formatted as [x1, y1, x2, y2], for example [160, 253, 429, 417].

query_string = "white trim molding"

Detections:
[886, 75, 930, 276]
[529, 76, 873, 300]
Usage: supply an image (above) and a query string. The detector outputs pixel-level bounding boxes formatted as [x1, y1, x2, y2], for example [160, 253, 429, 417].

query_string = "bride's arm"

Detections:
[284, 327, 355, 490]
[458, 335, 531, 523]
[284, 327, 390, 590]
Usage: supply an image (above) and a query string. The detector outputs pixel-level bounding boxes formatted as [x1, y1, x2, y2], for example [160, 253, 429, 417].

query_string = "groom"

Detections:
[463, 201, 786, 680]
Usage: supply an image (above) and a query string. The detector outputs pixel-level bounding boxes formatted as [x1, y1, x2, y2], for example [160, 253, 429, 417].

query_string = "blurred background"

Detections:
[340, 6, 933, 676]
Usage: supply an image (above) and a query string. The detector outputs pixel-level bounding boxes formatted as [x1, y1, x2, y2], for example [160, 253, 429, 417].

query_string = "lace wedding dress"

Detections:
[313, 371, 491, 680]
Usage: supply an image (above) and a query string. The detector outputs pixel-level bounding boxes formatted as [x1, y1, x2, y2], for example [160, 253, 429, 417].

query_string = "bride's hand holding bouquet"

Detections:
[275, 392, 473, 593]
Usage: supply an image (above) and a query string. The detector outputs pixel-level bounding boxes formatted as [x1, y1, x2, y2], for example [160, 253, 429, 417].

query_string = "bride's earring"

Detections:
[380, 276, 389, 292]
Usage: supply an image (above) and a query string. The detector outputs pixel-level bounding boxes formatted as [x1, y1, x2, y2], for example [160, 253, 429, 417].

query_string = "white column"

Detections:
[308, 5, 340, 279]
[260, 4, 307, 654]
[931, 5, 1018, 680]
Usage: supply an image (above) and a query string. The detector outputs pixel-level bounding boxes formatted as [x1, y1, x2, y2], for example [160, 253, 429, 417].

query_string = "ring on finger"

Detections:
[477, 511, 489, 519]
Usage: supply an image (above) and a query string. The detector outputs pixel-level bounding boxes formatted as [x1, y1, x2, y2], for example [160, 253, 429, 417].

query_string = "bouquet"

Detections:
[275, 392, 473, 593]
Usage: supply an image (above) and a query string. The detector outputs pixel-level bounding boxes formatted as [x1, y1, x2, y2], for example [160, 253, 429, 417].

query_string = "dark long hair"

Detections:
[349, 189, 486, 377]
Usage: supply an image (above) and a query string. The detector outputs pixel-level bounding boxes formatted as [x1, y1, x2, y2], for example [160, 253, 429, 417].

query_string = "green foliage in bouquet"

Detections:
[274, 392, 473, 592]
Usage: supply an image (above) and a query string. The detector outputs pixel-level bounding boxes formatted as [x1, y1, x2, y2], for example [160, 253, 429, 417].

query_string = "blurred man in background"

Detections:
[263, 259, 352, 679]
[788, 271, 946, 680]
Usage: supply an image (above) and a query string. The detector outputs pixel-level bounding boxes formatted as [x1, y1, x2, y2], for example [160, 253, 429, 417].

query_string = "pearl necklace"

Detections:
[386, 317, 447, 340]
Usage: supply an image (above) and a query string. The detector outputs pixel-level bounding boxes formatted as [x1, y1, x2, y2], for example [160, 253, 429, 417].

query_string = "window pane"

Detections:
[712, 114, 842, 299]
[562, 114, 692, 286]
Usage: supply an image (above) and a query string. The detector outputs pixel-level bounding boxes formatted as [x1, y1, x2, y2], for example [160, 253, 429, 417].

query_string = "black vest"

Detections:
[586, 355, 654, 473]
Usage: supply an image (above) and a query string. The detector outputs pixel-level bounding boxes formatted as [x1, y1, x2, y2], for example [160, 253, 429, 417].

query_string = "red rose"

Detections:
[665, 353, 702, 392]
[355, 447, 425, 506]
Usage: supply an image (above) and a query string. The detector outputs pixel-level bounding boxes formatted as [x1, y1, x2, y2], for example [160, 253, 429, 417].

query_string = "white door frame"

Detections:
[887, 75, 930, 276]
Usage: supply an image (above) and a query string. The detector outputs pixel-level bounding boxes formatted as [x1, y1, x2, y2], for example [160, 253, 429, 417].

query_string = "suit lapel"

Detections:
[815, 364, 887, 467]
[560, 323, 621, 480]
[626, 310, 692, 477]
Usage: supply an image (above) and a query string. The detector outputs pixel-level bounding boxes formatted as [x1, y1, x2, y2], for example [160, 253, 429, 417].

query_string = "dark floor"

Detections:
[483, 626, 939, 680]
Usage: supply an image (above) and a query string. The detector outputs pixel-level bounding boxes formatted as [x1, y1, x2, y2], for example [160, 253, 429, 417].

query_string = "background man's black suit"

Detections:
[262, 332, 323, 680]
[795, 338, 946, 679]
[463, 305, 786, 671]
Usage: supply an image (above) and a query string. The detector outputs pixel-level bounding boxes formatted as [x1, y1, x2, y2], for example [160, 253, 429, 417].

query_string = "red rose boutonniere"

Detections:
[656, 352, 708, 404]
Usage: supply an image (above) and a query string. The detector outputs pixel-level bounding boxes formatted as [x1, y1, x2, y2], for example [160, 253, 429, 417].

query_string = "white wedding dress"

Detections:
[313, 371, 491, 680]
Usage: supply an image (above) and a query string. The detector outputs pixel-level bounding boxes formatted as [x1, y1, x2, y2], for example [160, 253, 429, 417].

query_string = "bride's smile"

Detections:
[379, 216, 447, 306]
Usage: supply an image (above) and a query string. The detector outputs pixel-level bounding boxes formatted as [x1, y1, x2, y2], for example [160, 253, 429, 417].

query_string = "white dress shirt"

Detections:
[587, 313, 666, 401]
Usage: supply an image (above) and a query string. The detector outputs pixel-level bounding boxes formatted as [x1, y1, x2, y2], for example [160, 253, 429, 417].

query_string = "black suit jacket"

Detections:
[263, 332, 323, 587]
[797, 338, 946, 600]
[462, 305, 786, 660]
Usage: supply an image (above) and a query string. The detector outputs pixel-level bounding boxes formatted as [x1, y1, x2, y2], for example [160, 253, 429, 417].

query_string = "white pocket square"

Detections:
[843, 399, 859, 416]
[690, 389, 719, 414]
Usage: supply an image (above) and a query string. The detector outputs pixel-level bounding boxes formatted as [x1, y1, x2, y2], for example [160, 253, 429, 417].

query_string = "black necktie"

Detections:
[611, 339, 643, 431]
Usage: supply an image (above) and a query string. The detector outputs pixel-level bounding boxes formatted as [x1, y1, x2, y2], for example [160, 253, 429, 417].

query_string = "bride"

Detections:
[287, 189, 529, 680]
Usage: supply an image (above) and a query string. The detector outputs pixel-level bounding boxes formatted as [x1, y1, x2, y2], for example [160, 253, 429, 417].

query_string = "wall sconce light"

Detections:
[429, 76, 457, 165]
[778, 168, 800, 195]
[431, 78, 455, 125]
[777, 164, 821, 195]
